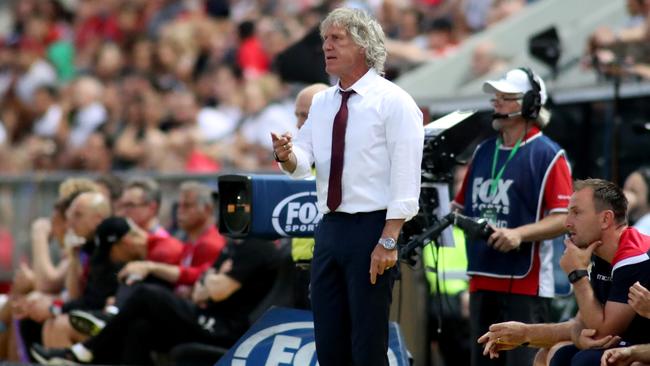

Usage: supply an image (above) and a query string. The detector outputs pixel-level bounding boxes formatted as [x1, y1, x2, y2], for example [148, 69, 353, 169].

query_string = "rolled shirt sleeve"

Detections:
[384, 90, 424, 221]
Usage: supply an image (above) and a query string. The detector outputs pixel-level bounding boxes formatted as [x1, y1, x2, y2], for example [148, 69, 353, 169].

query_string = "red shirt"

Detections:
[146, 234, 183, 265]
[237, 37, 270, 78]
[176, 225, 226, 285]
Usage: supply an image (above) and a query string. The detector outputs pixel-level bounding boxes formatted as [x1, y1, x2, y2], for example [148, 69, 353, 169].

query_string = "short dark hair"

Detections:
[429, 17, 453, 33]
[95, 174, 124, 202]
[125, 177, 161, 207]
[574, 178, 628, 224]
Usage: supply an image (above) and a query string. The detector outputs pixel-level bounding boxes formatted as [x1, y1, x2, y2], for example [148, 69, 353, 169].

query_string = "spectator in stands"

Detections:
[479, 179, 650, 365]
[118, 181, 225, 297]
[157, 90, 224, 172]
[112, 91, 168, 170]
[14, 34, 57, 106]
[93, 43, 124, 84]
[586, 0, 650, 79]
[385, 17, 458, 63]
[623, 166, 650, 235]
[235, 74, 296, 170]
[486, 0, 526, 27]
[31, 236, 282, 366]
[31, 85, 62, 139]
[63, 76, 107, 149]
[468, 40, 508, 81]
[237, 20, 270, 79]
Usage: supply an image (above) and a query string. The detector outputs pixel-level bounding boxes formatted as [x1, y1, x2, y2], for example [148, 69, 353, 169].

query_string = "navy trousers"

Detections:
[549, 344, 606, 366]
[311, 210, 396, 366]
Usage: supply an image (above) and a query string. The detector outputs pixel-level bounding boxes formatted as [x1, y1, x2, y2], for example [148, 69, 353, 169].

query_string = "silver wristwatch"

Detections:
[378, 237, 397, 250]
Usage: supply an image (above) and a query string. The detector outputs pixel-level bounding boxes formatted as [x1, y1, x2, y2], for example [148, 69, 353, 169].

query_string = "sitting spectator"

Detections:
[233, 75, 296, 170]
[34, 178, 101, 293]
[478, 179, 650, 365]
[585, 0, 650, 80]
[14, 190, 109, 317]
[118, 181, 225, 296]
[386, 17, 459, 63]
[112, 92, 167, 170]
[468, 40, 508, 81]
[31, 85, 62, 139]
[14, 35, 57, 106]
[12, 191, 110, 355]
[119, 177, 167, 235]
[31, 236, 282, 365]
[157, 90, 224, 172]
[63, 76, 107, 149]
[623, 166, 650, 235]
[486, 0, 526, 27]
[41, 216, 183, 348]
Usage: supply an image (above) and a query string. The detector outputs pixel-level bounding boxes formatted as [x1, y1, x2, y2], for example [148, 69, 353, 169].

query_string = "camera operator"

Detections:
[451, 68, 573, 366]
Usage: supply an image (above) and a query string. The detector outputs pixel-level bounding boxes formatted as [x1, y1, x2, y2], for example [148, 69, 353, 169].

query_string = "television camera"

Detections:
[399, 111, 490, 263]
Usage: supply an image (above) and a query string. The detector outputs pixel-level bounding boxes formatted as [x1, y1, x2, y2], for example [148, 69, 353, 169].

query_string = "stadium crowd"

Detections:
[0, 0, 533, 174]
[7, 0, 650, 366]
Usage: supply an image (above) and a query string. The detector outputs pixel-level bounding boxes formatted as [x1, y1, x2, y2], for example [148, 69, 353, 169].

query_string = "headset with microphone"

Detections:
[492, 67, 542, 121]
[492, 111, 522, 120]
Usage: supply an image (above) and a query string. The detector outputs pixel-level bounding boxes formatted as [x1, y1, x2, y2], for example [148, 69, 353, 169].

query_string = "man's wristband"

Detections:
[273, 151, 288, 163]
[568, 269, 589, 284]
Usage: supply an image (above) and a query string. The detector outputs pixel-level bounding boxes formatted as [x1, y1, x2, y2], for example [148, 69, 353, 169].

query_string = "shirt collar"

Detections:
[336, 68, 378, 97]
[523, 125, 541, 142]
[501, 125, 541, 147]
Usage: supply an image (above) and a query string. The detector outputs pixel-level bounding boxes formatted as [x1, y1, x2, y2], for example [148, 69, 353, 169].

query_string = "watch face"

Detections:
[380, 238, 396, 250]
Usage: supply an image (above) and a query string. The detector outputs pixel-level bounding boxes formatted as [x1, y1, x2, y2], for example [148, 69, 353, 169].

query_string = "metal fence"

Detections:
[0, 171, 243, 281]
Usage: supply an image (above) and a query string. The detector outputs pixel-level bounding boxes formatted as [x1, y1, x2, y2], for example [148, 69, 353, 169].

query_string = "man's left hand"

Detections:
[629, 281, 650, 319]
[488, 228, 522, 252]
[369, 245, 397, 285]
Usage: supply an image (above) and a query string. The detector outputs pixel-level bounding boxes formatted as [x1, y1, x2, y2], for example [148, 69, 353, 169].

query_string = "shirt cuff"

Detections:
[387, 199, 420, 221]
[280, 147, 312, 179]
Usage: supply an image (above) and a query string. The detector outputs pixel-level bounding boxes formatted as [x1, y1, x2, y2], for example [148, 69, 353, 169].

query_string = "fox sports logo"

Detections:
[230, 322, 400, 365]
[271, 192, 322, 236]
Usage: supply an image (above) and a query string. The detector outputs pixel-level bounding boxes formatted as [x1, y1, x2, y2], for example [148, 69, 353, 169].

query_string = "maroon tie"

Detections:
[327, 90, 354, 212]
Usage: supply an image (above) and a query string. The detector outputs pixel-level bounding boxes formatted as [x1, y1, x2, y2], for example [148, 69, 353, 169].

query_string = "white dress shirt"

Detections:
[285, 69, 424, 220]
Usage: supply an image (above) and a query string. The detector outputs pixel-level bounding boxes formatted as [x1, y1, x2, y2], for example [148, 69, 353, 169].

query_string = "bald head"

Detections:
[67, 191, 111, 239]
[295, 83, 328, 129]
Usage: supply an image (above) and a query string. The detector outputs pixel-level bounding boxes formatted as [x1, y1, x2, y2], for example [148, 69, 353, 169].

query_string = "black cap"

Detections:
[94, 216, 133, 259]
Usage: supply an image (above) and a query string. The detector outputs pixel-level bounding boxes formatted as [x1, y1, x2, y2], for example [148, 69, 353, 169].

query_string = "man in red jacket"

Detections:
[117, 181, 225, 294]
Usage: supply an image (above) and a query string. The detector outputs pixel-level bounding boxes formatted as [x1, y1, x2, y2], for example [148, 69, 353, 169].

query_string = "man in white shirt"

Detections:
[271, 7, 424, 366]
